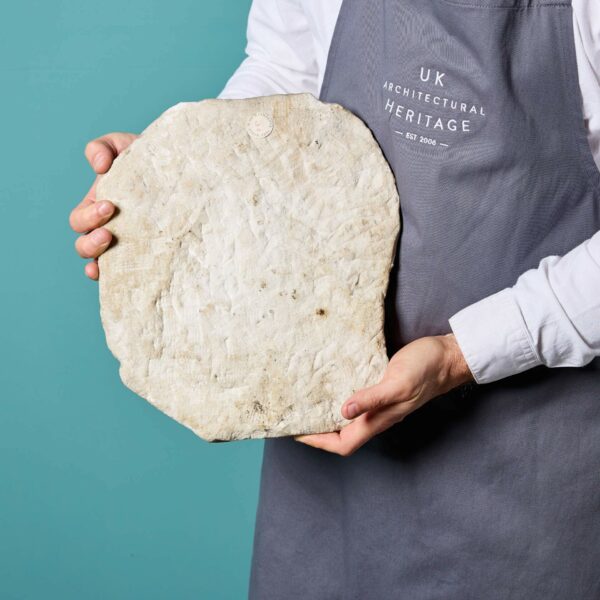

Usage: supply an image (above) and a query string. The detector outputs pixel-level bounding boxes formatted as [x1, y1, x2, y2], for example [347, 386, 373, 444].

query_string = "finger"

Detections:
[341, 380, 398, 420]
[85, 260, 99, 280]
[69, 176, 100, 232]
[295, 406, 400, 456]
[75, 228, 112, 259]
[69, 198, 115, 233]
[84, 132, 137, 174]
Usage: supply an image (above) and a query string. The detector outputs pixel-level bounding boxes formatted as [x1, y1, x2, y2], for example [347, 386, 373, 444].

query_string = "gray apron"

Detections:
[249, 1, 600, 598]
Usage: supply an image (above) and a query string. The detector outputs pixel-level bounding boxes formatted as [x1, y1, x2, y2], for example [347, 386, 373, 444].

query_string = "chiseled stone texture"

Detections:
[97, 93, 400, 441]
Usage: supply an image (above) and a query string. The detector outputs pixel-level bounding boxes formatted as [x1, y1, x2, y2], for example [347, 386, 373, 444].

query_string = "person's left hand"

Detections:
[295, 333, 474, 456]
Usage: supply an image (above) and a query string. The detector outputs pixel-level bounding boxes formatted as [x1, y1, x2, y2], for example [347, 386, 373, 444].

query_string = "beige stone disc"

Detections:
[97, 93, 400, 441]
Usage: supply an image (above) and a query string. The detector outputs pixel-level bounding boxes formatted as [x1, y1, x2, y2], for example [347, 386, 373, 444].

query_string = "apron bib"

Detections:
[249, 1, 600, 598]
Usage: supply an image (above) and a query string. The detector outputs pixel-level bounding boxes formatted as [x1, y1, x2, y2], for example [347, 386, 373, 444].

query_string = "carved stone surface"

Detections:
[97, 93, 400, 441]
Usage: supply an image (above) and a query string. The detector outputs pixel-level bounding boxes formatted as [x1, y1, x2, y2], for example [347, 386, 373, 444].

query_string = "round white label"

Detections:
[247, 113, 273, 139]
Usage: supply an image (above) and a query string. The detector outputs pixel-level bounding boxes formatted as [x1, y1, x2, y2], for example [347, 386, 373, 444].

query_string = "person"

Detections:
[70, 0, 600, 597]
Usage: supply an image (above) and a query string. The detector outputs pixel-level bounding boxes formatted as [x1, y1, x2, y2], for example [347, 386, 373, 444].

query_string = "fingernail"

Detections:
[345, 402, 359, 419]
[93, 153, 105, 169]
[91, 229, 109, 245]
[97, 201, 113, 217]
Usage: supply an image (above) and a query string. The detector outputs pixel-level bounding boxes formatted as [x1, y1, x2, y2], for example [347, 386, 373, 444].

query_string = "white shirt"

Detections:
[218, 0, 600, 384]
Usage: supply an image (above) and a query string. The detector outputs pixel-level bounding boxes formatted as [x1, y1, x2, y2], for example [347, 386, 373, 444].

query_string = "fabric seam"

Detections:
[557, 2, 600, 191]
[438, 0, 570, 9]
[318, 0, 349, 100]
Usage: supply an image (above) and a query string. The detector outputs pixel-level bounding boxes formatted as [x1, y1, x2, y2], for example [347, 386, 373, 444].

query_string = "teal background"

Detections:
[0, 2, 263, 598]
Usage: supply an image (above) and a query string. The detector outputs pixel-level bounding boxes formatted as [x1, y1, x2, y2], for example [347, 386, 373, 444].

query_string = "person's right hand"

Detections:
[70, 132, 138, 280]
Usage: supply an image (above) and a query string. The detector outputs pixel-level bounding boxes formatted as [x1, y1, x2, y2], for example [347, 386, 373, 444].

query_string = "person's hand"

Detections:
[69, 132, 138, 280]
[295, 333, 474, 456]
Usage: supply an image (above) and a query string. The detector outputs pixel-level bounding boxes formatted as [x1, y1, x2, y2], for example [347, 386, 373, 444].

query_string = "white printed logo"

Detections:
[383, 65, 486, 149]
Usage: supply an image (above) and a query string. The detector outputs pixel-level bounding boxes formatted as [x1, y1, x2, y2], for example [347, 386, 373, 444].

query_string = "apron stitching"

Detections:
[439, 0, 570, 9]
[557, 4, 600, 191]
[318, 0, 350, 102]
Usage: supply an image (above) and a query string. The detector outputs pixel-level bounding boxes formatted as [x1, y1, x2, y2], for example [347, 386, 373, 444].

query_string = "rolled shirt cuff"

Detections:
[448, 288, 543, 384]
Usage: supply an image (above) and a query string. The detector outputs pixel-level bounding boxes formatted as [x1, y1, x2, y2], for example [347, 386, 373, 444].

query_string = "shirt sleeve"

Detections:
[449, 231, 600, 384]
[448, 3, 600, 384]
[217, 0, 319, 99]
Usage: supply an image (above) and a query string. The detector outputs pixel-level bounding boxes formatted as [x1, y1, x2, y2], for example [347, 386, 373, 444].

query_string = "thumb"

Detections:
[342, 381, 397, 420]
